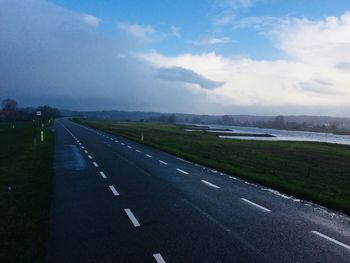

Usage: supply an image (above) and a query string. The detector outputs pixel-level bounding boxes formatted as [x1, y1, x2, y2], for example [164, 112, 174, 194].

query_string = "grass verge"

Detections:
[75, 118, 350, 215]
[0, 122, 53, 263]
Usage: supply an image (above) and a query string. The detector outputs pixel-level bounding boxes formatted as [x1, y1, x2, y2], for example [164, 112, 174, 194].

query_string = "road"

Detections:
[46, 118, 350, 262]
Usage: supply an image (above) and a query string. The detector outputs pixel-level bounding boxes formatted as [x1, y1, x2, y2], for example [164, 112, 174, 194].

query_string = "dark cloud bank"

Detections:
[0, 0, 222, 113]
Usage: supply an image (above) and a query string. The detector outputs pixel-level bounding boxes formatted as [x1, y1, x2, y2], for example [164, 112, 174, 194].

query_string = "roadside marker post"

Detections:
[41, 131, 44, 142]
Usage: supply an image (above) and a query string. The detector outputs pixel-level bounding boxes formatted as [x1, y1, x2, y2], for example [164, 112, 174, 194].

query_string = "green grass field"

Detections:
[75, 118, 350, 215]
[0, 122, 53, 263]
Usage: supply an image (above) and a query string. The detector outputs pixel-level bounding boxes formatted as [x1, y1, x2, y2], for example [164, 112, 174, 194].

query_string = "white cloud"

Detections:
[213, 13, 236, 26]
[212, 0, 256, 26]
[118, 23, 156, 39]
[81, 14, 102, 27]
[275, 12, 350, 66]
[170, 26, 180, 37]
[190, 37, 232, 46]
[231, 16, 288, 31]
[137, 11, 350, 113]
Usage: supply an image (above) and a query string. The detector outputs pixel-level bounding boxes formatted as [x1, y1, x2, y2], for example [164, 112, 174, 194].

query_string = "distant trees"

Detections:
[36, 105, 60, 121]
[0, 98, 60, 122]
[191, 117, 201, 124]
[274, 115, 285, 128]
[221, 115, 233, 125]
[2, 98, 18, 111]
[148, 114, 177, 124]
[0, 98, 18, 121]
[167, 114, 176, 124]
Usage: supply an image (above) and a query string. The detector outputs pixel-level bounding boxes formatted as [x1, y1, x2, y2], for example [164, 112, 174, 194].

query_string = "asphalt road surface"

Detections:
[46, 118, 350, 262]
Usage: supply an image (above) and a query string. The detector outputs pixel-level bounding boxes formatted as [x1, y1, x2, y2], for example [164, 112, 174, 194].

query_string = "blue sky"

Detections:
[1, 0, 350, 115]
[51, 0, 350, 59]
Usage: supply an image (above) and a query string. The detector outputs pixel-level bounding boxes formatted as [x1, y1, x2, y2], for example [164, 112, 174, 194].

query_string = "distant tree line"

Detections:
[211, 114, 341, 132]
[148, 114, 177, 124]
[0, 98, 60, 122]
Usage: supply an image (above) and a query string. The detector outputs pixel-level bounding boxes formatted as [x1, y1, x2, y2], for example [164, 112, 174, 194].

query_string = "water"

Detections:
[193, 124, 350, 146]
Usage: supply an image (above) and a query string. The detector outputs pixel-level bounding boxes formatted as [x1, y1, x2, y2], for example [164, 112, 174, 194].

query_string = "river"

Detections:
[198, 124, 350, 146]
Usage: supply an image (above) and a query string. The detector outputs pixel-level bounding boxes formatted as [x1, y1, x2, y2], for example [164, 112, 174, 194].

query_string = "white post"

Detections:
[41, 131, 44, 142]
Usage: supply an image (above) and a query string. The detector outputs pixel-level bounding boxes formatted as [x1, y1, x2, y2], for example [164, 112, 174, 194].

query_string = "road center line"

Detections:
[312, 231, 350, 250]
[176, 168, 189, 174]
[109, 185, 119, 196]
[93, 162, 99, 167]
[153, 253, 166, 263]
[88, 155, 93, 159]
[124, 208, 141, 227]
[241, 198, 271, 212]
[201, 180, 220, 189]
[158, 160, 168, 165]
[99, 171, 107, 179]
[146, 154, 153, 158]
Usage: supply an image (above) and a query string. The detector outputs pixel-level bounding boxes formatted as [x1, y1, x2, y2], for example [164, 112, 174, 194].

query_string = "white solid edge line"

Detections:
[153, 253, 166, 263]
[88, 155, 93, 159]
[109, 185, 119, 196]
[93, 162, 99, 167]
[124, 208, 141, 227]
[201, 180, 220, 189]
[99, 171, 107, 178]
[176, 168, 189, 174]
[146, 154, 153, 158]
[158, 160, 168, 165]
[241, 198, 271, 212]
[312, 231, 350, 250]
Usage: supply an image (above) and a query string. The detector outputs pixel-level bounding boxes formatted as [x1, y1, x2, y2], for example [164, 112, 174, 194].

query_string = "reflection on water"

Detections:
[204, 124, 350, 146]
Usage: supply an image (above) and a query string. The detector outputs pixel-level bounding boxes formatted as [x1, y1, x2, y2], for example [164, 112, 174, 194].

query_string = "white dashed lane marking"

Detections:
[88, 155, 93, 159]
[176, 168, 189, 174]
[201, 180, 220, 189]
[99, 171, 107, 179]
[153, 253, 166, 263]
[93, 162, 99, 167]
[109, 185, 119, 196]
[312, 231, 350, 250]
[241, 198, 271, 212]
[124, 208, 141, 227]
[146, 154, 153, 158]
[158, 160, 168, 165]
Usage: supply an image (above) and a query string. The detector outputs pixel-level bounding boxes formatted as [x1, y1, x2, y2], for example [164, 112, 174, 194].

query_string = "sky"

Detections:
[1, 0, 350, 116]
